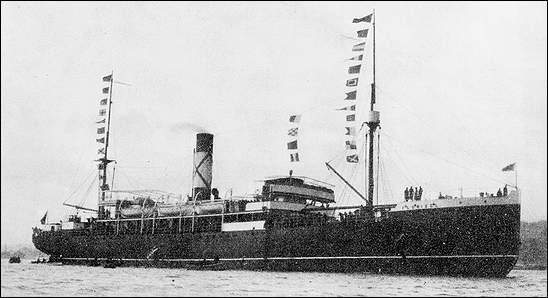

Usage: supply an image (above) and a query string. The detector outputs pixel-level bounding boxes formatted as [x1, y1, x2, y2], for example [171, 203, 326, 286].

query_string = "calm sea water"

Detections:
[1, 259, 546, 296]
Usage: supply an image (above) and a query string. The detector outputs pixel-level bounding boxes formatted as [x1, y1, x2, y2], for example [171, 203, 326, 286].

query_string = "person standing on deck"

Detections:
[409, 187, 414, 202]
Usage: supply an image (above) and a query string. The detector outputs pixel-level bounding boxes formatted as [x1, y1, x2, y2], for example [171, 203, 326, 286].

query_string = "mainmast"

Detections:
[97, 72, 115, 219]
[365, 10, 379, 207]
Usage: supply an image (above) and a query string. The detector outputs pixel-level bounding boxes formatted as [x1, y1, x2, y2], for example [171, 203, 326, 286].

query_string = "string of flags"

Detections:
[345, 91, 357, 100]
[353, 14, 372, 23]
[346, 78, 359, 87]
[337, 105, 355, 111]
[337, 13, 373, 163]
[357, 29, 368, 38]
[348, 65, 361, 74]
[347, 54, 363, 61]
[287, 115, 301, 162]
[352, 42, 365, 51]
[97, 74, 112, 160]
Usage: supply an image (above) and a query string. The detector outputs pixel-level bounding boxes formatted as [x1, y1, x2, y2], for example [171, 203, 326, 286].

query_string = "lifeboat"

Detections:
[157, 204, 195, 217]
[195, 201, 224, 215]
[157, 201, 225, 216]
[119, 197, 156, 218]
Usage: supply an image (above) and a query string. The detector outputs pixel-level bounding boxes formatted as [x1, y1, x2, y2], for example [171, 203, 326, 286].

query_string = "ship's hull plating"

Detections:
[33, 203, 520, 277]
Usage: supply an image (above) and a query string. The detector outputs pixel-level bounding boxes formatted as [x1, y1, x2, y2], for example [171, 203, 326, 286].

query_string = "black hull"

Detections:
[33, 203, 520, 277]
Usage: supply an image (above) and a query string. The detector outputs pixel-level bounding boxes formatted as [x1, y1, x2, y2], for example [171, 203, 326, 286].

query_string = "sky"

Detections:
[1, 1, 546, 246]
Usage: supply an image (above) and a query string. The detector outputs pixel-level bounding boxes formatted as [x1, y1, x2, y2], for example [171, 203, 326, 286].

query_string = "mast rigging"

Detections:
[325, 162, 367, 202]
[98, 71, 115, 219]
[365, 10, 379, 207]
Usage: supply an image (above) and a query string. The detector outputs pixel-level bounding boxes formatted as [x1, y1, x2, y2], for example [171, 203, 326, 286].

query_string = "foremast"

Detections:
[97, 72, 115, 219]
[326, 11, 379, 207]
[365, 11, 379, 207]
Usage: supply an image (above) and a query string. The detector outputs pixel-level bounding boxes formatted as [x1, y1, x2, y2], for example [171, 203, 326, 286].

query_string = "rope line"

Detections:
[63, 168, 96, 204]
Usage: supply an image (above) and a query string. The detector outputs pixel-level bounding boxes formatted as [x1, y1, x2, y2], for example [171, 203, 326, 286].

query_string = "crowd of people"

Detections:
[404, 186, 423, 201]
[481, 184, 508, 198]
[437, 184, 510, 200]
[339, 210, 361, 221]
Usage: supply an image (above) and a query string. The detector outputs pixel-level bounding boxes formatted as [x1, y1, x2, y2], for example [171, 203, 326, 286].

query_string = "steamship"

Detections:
[32, 13, 520, 277]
